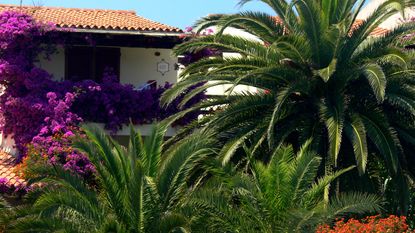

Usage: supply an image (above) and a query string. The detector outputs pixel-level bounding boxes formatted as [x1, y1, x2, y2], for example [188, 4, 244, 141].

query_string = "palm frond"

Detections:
[344, 115, 368, 174]
[214, 11, 286, 43]
[319, 97, 345, 167]
[361, 63, 387, 102]
[325, 192, 382, 218]
[360, 111, 400, 173]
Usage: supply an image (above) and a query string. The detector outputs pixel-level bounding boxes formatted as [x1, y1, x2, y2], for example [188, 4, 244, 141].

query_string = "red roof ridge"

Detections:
[0, 4, 182, 33]
[133, 13, 180, 32]
[0, 4, 136, 15]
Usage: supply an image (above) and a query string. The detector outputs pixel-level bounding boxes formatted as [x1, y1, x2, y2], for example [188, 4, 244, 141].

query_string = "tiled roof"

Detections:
[369, 27, 390, 36]
[0, 150, 26, 188]
[0, 4, 182, 33]
[352, 19, 390, 36]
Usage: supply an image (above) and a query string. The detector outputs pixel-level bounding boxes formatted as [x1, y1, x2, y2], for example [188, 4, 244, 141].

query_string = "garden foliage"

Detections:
[2, 124, 381, 233]
[183, 143, 381, 232]
[162, 0, 415, 213]
[4, 124, 217, 232]
[1, 1, 415, 232]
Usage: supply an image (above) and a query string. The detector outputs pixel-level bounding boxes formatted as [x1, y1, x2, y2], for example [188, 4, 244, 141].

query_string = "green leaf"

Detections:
[360, 113, 399, 173]
[344, 115, 368, 174]
[303, 165, 355, 208]
[316, 59, 337, 82]
[220, 130, 256, 166]
[326, 192, 382, 218]
[361, 63, 386, 102]
[319, 99, 344, 167]
[267, 87, 294, 148]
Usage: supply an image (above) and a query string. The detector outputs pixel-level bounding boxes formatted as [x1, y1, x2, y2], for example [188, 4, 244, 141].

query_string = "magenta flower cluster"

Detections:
[71, 72, 204, 133]
[0, 11, 62, 156]
[31, 92, 95, 179]
[0, 11, 56, 66]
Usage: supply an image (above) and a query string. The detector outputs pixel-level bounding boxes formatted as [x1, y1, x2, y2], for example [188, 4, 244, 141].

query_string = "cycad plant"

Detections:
[5, 123, 217, 232]
[185, 142, 381, 233]
[162, 0, 415, 211]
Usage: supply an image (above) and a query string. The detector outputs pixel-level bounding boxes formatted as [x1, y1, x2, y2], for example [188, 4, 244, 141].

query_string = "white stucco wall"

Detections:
[120, 48, 178, 87]
[358, 0, 415, 29]
[198, 27, 260, 96]
[37, 47, 66, 81]
[36, 46, 179, 86]
[203, 52, 259, 96]
[94, 123, 178, 137]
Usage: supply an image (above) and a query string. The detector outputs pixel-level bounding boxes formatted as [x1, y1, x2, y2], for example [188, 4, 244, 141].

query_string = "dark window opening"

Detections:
[65, 46, 120, 83]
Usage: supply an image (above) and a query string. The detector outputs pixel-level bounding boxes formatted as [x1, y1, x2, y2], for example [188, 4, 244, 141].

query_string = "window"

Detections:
[65, 46, 120, 82]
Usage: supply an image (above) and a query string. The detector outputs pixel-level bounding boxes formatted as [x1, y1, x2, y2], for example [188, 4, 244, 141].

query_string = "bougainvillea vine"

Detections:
[0, 11, 205, 162]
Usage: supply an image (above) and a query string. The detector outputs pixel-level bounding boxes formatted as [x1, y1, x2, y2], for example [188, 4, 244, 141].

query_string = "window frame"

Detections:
[65, 46, 121, 83]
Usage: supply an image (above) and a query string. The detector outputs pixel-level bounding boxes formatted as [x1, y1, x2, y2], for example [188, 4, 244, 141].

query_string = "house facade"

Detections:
[0, 4, 185, 154]
[0, 5, 183, 87]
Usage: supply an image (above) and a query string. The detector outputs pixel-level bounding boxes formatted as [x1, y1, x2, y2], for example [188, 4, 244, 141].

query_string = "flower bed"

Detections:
[316, 215, 413, 233]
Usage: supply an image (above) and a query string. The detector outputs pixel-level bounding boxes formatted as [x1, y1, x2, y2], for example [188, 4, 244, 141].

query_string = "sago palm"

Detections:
[183, 142, 381, 232]
[162, 0, 415, 211]
[5, 123, 217, 232]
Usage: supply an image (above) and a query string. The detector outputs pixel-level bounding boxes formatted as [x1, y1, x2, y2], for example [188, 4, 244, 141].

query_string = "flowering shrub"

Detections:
[0, 11, 57, 68]
[71, 72, 204, 132]
[27, 92, 95, 178]
[316, 215, 413, 233]
[0, 11, 62, 156]
[14, 91, 95, 181]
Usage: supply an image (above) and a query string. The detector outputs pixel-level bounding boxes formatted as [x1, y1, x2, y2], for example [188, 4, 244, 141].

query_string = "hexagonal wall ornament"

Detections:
[157, 59, 170, 76]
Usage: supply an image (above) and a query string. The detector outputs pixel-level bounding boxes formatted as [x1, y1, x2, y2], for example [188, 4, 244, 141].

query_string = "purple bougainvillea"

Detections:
[0, 11, 62, 156]
[71, 72, 204, 133]
[29, 92, 95, 179]
[0, 11, 205, 164]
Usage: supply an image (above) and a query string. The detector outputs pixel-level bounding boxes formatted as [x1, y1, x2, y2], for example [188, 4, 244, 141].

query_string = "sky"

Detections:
[1, 0, 275, 29]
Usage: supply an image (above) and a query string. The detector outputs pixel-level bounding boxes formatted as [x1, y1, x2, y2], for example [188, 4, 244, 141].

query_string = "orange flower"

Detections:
[316, 215, 413, 233]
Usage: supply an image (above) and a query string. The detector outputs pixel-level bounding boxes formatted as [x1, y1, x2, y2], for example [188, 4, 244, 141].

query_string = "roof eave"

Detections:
[68, 28, 183, 37]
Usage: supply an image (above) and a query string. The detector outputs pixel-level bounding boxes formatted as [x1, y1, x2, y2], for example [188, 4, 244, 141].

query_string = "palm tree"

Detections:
[5, 123, 217, 232]
[183, 142, 381, 232]
[162, 0, 415, 212]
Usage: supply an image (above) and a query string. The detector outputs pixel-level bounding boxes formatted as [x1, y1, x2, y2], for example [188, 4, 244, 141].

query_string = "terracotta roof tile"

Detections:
[352, 19, 389, 36]
[0, 4, 182, 33]
[0, 150, 26, 188]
